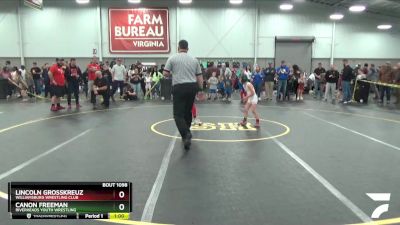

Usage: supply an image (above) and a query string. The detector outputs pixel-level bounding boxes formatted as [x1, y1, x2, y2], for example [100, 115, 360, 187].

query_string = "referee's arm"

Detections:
[163, 58, 172, 77]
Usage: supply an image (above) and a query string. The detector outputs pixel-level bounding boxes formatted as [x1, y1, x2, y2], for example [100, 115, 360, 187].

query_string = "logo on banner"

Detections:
[109, 8, 170, 54]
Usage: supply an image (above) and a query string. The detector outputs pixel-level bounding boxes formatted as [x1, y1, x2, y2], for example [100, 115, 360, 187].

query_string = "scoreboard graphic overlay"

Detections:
[8, 182, 132, 220]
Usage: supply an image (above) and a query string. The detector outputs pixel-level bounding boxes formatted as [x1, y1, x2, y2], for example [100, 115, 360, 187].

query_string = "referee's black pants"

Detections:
[172, 82, 198, 139]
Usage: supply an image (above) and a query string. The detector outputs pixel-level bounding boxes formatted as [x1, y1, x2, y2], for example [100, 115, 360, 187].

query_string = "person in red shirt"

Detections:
[48, 58, 66, 112]
[87, 56, 101, 97]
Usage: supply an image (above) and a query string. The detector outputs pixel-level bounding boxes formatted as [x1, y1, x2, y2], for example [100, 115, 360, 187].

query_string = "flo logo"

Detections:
[151, 117, 290, 142]
[366, 193, 391, 219]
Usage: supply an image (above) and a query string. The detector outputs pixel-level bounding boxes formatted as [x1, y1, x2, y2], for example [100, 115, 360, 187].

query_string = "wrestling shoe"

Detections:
[50, 105, 58, 112]
[194, 118, 202, 126]
[57, 105, 66, 110]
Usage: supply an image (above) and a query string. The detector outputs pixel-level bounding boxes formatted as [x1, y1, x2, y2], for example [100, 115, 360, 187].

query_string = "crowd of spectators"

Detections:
[1, 58, 399, 109]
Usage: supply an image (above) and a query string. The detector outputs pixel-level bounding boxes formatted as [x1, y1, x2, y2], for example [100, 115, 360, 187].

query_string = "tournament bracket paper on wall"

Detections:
[109, 8, 170, 54]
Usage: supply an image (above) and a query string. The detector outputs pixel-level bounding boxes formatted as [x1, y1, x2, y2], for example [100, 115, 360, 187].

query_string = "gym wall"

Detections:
[0, 0, 399, 68]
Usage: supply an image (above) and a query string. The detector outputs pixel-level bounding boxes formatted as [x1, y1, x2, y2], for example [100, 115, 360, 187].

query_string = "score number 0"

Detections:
[118, 191, 125, 211]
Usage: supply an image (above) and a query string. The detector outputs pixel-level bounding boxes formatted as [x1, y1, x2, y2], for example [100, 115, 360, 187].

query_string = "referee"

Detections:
[163, 40, 204, 150]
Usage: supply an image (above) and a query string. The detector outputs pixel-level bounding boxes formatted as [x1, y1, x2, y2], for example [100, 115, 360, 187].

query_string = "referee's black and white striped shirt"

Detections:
[164, 52, 202, 86]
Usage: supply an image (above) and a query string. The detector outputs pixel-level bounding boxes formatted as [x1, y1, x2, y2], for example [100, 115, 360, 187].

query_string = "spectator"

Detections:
[65, 58, 82, 109]
[1, 67, 10, 80]
[127, 64, 136, 88]
[48, 58, 67, 111]
[207, 71, 218, 100]
[111, 58, 127, 101]
[379, 63, 394, 104]
[341, 59, 354, 104]
[110, 58, 116, 69]
[25, 68, 34, 98]
[243, 65, 252, 80]
[92, 71, 110, 109]
[206, 62, 220, 80]
[104, 61, 110, 71]
[151, 66, 163, 99]
[362, 63, 369, 75]
[324, 64, 339, 103]
[263, 62, 275, 101]
[5, 60, 12, 72]
[224, 74, 233, 102]
[123, 84, 138, 101]
[217, 75, 225, 99]
[313, 62, 326, 100]
[159, 64, 165, 74]
[230, 67, 238, 92]
[252, 65, 263, 100]
[356, 67, 367, 80]
[144, 71, 152, 99]
[136, 62, 146, 97]
[129, 68, 142, 98]
[367, 64, 380, 100]
[101, 63, 112, 95]
[394, 62, 400, 105]
[31, 62, 42, 95]
[42, 63, 51, 98]
[224, 62, 232, 79]
[20, 65, 27, 81]
[297, 71, 305, 101]
[291, 65, 301, 100]
[223, 62, 233, 101]
[276, 60, 290, 101]
[87, 57, 101, 101]
[10, 67, 19, 97]
[1, 67, 13, 99]
[16, 69, 29, 101]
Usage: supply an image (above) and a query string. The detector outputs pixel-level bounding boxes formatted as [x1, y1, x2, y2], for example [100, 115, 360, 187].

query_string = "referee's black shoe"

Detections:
[184, 133, 192, 150]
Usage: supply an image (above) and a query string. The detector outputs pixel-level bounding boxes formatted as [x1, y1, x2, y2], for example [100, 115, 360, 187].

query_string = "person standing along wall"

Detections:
[313, 62, 326, 100]
[42, 63, 51, 98]
[324, 65, 339, 104]
[111, 58, 127, 101]
[394, 62, 400, 105]
[101, 63, 113, 97]
[367, 64, 380, 100]
[341, 59, 354, 104]
[1, 67, 13, 99]
[48, 58, 66, 111]
[163, 40, 204, 150]
[292, 65, 301, 101]
[87, 57, 101, 101]
[31, 62, 42, 95]
[276, 60, 290, 102]
[379, 63, 394, 104]
[151, 66, 163, 99]
[263, 62, 275, 101]
[65, 58, 82, 109]
[251, 65, 263, 101]
[243, 65, 252, 81]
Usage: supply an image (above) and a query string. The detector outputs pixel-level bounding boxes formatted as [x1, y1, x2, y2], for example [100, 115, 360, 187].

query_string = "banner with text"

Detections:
[109, 8, 170, 54]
